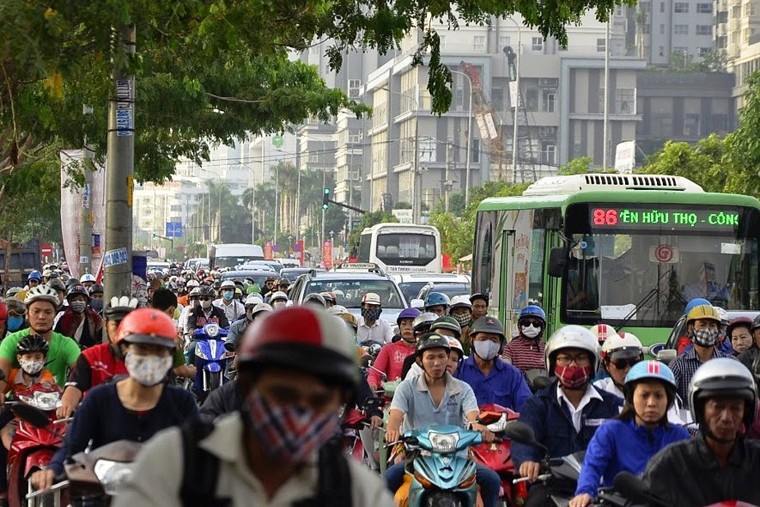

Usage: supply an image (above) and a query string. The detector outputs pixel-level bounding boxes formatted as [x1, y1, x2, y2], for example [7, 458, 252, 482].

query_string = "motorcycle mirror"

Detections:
[613, 471, 666, 507]
[503, 421, 538, 445]
[223, 341, 235, 353]
[12, 403, 50, 429]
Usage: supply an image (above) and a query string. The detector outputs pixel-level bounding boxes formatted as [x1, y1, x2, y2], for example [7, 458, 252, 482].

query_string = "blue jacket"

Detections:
[575, 418, 690, 495]
[512, 381, 623, 467]
[455, 355, 532, 412]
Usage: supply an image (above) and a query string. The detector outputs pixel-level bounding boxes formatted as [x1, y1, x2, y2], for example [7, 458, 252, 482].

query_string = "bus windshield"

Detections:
[373, 233, 437, 266]
[563, 203, 760, 327]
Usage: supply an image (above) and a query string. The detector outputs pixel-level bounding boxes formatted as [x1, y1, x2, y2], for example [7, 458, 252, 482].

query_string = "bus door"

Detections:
[544, 230, 565, 336]
[497, 230, 516, 332]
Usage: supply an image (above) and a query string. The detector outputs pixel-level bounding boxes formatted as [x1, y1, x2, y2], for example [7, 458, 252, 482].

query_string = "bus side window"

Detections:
[475, 211, 495, 295]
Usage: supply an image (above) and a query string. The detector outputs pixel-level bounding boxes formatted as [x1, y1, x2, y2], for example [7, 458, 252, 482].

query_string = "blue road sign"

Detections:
[166, 222, 183, 238]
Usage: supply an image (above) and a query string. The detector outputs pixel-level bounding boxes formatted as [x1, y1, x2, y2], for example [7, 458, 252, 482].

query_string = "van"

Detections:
[208, 244, 265, 270]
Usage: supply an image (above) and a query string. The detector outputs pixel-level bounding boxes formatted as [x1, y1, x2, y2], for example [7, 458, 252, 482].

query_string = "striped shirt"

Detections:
[502, 336, 546, 372]
[669, 348, 737, 408]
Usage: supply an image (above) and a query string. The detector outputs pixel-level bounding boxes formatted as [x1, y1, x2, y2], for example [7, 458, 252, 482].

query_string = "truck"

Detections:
[207, 243, 265, 270]
[0, 240, 42, 290]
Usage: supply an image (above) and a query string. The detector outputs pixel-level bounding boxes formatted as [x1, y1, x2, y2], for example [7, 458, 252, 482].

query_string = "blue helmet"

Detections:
[397, 307, 422, 325]
[624, 360, 677, 408]
[518, 305, 546, 324]
[684, 298, 711, 315]
[424, 292, 450, 309]
[28, 271, 42, 282]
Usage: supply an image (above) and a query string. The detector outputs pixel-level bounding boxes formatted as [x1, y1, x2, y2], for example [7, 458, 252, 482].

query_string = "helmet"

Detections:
[250, 303, 273, 317]
[624, 360, 677, 409]
[430, 316, 462, 339]
[238, 307, 360, 388]
[684, 298, 711, 315]
[81, 273, 97, 283]
[47, 279, 66, 292]
[447, 337, 465, 359]
[361, 293, 381, 306]
[186, 280, 200, 289]
[686, 304, 721, 326]
[88, 283, 104, 295]
[336, 312, 358, 332]
[409, 298, 425, 310]
[269, 291, 288, 303]
[397, 307, 422, 325]
[27, 271, 42, 282]
[304, 293, 326, 307]
[328, 305, 349, 316]
[277, 278, 291, 287]
[265, 275, 277, 282]
[220, 280, 236, 290]
[244, 294, 263, 307]
[321, 292, 337, 304]
[469, 293, 489, 305]
[450, 295, 472, 310]
[714, 306, 729, 326]
[688, 358, 758, 431]
[188, 287, 201, 298]
[6, 287, 22, 298]
[424, 292, 450, 309]
[212, 281, 222, 290]
[16, 334, 49, 355]
[589, 323, 620, 346]
[470, 316, 505, 341]
[728, 316, 754, 337]
[751, 314, 760, 332]
[198, 286, 215, 298]
[24, 286, 60, 307]
[601, 332, 643, 360]
[104, 296, 139, 320]
[518, 305, 546, 324]
[413, 312, 439, 333]
[115, 308, 178, 348]
[416, 332, 451, 358]
[545, 325, 601, 375]
[5, 298, 25, 316]
[66, 285, 89, 301]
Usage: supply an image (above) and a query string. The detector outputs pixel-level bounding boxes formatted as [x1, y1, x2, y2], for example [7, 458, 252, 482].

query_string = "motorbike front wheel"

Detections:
[422, 491, 466, 507]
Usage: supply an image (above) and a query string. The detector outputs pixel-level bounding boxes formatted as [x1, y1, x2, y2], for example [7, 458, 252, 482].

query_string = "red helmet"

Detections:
[238, 307, 359, 388]
[115, 308, 177, 348]
[0, 301, 7, 323]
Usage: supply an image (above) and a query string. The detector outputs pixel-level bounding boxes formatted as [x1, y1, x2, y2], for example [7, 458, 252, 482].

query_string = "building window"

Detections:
[640, 1, 651, 12]
[471, 139, 480, 163]
[674, 25, 689, 35]
[439, 35, 446, 50]
[492, 88, 504, 110]
[659, 46, 664, 56]
[542, 90, 556, 113]
[696, 25, 712, 36]
[474, 36, 486, 51]
[675, 2, 689, 12]
[455, 88, 464, 109]
[526, 88, 539, 112]
[532, 37, 544, 51]
[615, 89, 636, 114]
[711, 114, 729, 131]
[660, 24, 665, 34]
[348, 79, 361, 98]
[541, 142, 556, 165]
[597, 38, 606, 52]
[660, 2, 665, 12]
[683, 113, 701, 136]
[696, 2, 712, 13]
[499, 36, 511, 51]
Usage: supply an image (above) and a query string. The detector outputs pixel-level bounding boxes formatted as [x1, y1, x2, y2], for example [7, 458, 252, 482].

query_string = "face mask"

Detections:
[243, 390, 340, 466]
[124, 352, 173, 387]
[200, 299, 212, 310]
[223, 291, 234, 301]
[90, 299, 104, 313]
[6, 316, 24, 332]
[692, 328, 719, 347]
[272, 300, 286, 309]
[554, 364, 591, 389]
[70, 301, 87, 314]
[18, 358, 45, 376]
[473, 340, 500, 361]
[521, 324, 542, 339]
[361, 307, 382, 321]
[452, 313, 472, 329]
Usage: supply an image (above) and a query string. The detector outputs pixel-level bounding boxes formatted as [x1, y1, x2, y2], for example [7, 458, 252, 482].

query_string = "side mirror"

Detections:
[656, 349, 677, 364]
[547, 247, 567, 278]
[504, 421, 538, 446]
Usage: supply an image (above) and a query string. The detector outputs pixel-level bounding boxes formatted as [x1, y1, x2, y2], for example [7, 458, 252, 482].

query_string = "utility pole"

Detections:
[602, 19, 610, 170]
[80, 105, 94, 275]
[444, 139, 453, 213]
[104, 25, 136, 299]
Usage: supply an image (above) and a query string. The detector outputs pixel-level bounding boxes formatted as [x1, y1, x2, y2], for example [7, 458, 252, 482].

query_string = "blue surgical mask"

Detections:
[6, 316, 24, 332]
[223, 291, 234, 301]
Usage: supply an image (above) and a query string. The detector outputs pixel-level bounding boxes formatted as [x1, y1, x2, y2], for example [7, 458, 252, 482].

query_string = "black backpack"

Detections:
[179, 418, 353, 507]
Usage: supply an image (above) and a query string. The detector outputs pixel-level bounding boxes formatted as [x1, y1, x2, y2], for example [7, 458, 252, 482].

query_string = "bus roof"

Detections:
[361, 223, 439, 235]
[522, 174, 704, 196]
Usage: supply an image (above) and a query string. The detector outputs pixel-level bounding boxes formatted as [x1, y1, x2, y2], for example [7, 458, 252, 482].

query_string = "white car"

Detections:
[392, 273, 471, 304]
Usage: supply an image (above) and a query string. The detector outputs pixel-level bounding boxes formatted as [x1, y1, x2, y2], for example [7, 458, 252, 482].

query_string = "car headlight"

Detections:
[93, 459, 135, 496]
[429, 432, 459, 453]
[195, 349, 209, 360]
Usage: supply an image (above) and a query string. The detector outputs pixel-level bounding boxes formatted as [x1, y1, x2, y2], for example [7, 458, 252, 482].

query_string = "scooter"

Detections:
[192, 323, 229, 401]
[470, 404, 523, 506]
[7, 385, 70, 507]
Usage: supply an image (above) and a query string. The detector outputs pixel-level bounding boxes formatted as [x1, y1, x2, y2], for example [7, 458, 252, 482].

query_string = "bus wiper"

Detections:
[616, 268, 673, 333]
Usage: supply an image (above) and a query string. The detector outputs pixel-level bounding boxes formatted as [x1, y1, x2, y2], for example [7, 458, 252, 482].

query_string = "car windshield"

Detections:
[419, 283, 471, 299]
[398, 282, 428, 302]
[305, 280, 405, 309]
[223, 271, 271, 286]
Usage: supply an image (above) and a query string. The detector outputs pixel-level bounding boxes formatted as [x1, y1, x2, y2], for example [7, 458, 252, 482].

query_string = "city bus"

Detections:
[208, 243, 264, 270]
[472, 174, 760, 346]
[358, 223, 442, 273]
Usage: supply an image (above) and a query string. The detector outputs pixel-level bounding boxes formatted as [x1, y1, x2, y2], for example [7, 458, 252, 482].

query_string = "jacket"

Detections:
[455, 355, 532, 412]
[366, 340, 416, 387]
[738, 346, 759, 374]
[54, 307, 103, 348]
[643, 434, 760, 507]
[186, 306, 230, 334]
[200, 381, 241, 422]
[575, 418, 690, 495]
[511, 381, 622, 467]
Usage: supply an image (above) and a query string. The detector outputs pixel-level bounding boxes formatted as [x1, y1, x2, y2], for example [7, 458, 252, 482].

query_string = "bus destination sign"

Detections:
[589, 207, 740, 232]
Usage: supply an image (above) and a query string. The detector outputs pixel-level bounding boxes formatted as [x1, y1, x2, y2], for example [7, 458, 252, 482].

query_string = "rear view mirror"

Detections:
[548, 247, 567, 278]
[656, 349, 677, 364]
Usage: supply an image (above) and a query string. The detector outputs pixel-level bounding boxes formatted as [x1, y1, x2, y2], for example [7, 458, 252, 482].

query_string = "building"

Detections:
[716, 0, 760, 61]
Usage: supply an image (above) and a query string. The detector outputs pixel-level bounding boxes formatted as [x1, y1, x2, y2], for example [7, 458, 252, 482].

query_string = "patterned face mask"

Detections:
[361, 307, 382, 321]
[18, 358, 45, 376]
[691, 328, 719, 348]
[124, 352, 172, 387]
[452, 313, 472, 329]
[554, 364, 591, 389]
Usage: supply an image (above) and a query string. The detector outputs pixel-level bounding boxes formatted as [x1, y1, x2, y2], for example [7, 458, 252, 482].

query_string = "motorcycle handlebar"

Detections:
[26, 480, 69, 499]
[512, 473, 551, 484]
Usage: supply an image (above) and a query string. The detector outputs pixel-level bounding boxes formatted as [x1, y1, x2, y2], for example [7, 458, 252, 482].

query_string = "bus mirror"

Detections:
[548, 247, 567, 278]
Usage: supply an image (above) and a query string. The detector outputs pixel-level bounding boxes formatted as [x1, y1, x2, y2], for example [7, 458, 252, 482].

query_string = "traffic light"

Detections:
[322, 187, 330, 209]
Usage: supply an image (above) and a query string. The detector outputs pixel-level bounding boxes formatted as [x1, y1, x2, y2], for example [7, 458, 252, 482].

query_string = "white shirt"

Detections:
[556, 383, 604, 433]
[356, 317, 394, 345]
[213, 298, 245, 323]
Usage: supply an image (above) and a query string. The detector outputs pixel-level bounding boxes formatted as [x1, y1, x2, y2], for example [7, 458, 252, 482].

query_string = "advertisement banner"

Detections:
[264, 242, 273, 260]
[322, 241, 333, 270]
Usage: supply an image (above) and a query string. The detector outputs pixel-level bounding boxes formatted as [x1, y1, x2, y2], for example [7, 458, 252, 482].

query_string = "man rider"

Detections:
[423, 292, 450, 316]
[367, 307, 420, 391]
[456, 316, 532, 411]
[642, 359, 760, 506]
[384, 333, 501, 507]
[513, 325, 621, 506]
[185, 285, 229, 334]
[226, 298, 272, 352]
[593, 331, 644, 397]
[357, 292, 394, 345]
[54, 284, 103, 348]
[114, 306, 393, 506]
[214, 280, 245, 323]
[503, 305, 548, 373]
[449, 295, 473, 352]
[470, 293, 489, 321]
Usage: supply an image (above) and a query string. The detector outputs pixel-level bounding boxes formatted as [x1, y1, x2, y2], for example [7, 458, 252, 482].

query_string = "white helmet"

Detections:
[250, 302, 273, 317]
[81, 273, 96, 283]
[545, 325, 601, 375]
[24, 285, 60, 307]
[447, 336, 465, 358]
[713, 306, 729, 325]
[244, 294, 263, 307]
[220, 280, 236, 290]
[186, 280, 200, 289]
[328, 305, 349, 315]
[601, 331, 643, 360]
[450, 295, 472, 310]
[589, 323, 620, 346]
[269, 291, 288, 303]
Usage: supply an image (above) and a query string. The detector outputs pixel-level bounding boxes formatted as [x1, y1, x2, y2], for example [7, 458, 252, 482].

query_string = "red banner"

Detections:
[264, 242, 273, 260]
[296, 240, 305, 266]
[322, 241, 333, 270]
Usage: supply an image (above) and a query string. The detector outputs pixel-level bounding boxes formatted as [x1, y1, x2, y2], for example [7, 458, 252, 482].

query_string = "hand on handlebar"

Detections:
[370, 415, 384, 429]
[30, 469, 56, 491]
[55, 401, 76, 421]
[568, 493, 593, 507]
[385, 428, 399, 444]
[518, 461, 541, 483]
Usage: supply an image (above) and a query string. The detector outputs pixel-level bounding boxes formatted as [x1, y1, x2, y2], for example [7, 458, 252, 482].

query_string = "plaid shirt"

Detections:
[670, 348, 737, 408]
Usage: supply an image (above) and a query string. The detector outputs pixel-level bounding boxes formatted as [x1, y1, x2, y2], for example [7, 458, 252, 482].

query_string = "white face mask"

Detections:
[18, 358, 45, 376]
[521, 324, 542, 339]
[124, 352, 173, 387]
[473, 340, 500, 361]
[200, 299, 212, 310]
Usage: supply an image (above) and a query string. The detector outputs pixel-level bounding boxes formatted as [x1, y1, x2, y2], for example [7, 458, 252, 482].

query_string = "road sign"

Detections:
[165, 222, 183, 238]
[41, 244, 53, 257]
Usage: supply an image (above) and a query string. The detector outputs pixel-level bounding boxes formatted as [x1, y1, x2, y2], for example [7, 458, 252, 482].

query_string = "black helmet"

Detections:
[16, 334, 49, 355]
[198, 285, 215, 298]
[751, 314, 760, 332]
[430, 316, 462, 339]
[277, 278, 291, 287]
[88, 283, 104, 295]
[47, 279, 66, 292]
[470, 293, 489, 305]
[416, 332, 451, 358]
[470, 316, 505, 342]
[265, 275, 277, 282]
[66, 284, 90, 301]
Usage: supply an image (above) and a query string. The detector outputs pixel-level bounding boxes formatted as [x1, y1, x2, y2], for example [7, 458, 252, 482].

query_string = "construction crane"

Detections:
[503, 46, 538, 182]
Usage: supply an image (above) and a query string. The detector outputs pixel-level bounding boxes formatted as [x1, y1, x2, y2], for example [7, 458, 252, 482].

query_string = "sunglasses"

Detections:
[610, 358, 640, 369]
[520, 319, 544, 327]
[199, 297, 212, 302]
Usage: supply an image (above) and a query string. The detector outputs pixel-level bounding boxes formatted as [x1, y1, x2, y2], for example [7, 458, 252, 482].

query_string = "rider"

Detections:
[185, 285, 229, 334]
[674, 297, 711, 354]
[214, 280, 245, 323]
[470, 293, 489, 321]
[226, 297, 272, 351]
[80, 273, 97, 292]
[260, 275, 276, 298]
[114, 306, 393, 506]
[399, 312, 440, 379]
[268, 290, 289, 309]
[569, 361, 690, 507]
[88, 283, 105, 316]
[642, 359, 760, 506]
[423, 291, 450, 316]
[593, 331, 644, 397]
[25, 271, 42, 290]
[54, 284, 103, 348]
[31, 309, 199, 492]
[384, 333, 500, 507]
[367, 307, 421, 391]
[512, 326, 621, 505]
[357, 292, 394, 345]
[3, 298, 27, 337]
[456, 316, 532, 411]
[449, 295, 473, 351]
[503, 305, 548, 373]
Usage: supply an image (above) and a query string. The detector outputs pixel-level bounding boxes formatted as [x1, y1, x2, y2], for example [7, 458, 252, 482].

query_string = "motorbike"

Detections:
[192, 323, 230, 401]
[470, 404, 523, 506]
[394, 425, 483, 507]
[7, 385, 69, 507]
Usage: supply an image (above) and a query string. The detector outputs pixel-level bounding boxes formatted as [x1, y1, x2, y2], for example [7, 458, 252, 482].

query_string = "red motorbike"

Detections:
[471, 404, 526, 506]
[7, 385, 69, 507]
[343, 407, 368, 462]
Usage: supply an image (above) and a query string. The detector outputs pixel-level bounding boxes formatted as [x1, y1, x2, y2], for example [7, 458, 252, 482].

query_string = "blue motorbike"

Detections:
[192, 323, 229, 401]
[398, 425, 482, 506]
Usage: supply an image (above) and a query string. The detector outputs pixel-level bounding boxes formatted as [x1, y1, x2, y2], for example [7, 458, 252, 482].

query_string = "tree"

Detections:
[558, 156, 594, 175]
[639, 135, 729, 192]
[187, 181, 252, 244]
[724, 72, 760, 196]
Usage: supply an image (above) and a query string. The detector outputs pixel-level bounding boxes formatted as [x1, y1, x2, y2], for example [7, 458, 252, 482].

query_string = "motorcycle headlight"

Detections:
[93, 459, 135, 496]
[195, 349, 209, 360]
[429, 432, 459, 453]
[204, 323, 220, 338]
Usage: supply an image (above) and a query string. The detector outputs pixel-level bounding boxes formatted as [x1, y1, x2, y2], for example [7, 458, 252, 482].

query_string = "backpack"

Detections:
[179, 418, 353, 507]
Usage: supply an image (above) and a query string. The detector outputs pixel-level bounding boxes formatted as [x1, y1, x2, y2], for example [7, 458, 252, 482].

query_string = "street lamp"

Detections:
[449, 69, 474, 206]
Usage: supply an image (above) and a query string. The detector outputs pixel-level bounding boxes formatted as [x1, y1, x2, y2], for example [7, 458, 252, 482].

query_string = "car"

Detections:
[288, 265, 408, 325]
[658, 309, 760, 353]
[221, 270, 277, 288]
[239, 260, 281, 273]
[185, 257, 209, 272]
[392, 273, 471, 303]
[280, 267, 324, 280]
[416, 282, 472, 301]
